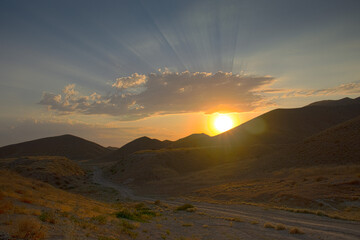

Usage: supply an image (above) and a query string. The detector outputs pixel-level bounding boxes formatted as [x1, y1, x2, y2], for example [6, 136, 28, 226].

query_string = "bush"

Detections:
[116, 207, 156, 222]
[275, 223, 286, 230]
[289, 227, 304, 234]
[176, 204, 194, 211]
[264, 222, 275, 228]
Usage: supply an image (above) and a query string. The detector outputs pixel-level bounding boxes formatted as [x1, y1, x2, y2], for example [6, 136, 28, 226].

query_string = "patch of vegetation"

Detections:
[264, 222, 275, 228]
[120, 220, 138, 239]
[223, 217, 243, 222]
[275, 223, 286, 230]
[176, 203, 195, 211]
[115, 204, 156, 222]
[289, 227, 304, 234]
[91, 215, 107, 225]
[14, 217, 47, 240]
[39, 210, 56, 224]
[182, 223, 193, 227]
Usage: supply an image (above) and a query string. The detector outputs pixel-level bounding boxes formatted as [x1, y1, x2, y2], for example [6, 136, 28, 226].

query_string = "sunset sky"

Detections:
[1, 0, 360, 147]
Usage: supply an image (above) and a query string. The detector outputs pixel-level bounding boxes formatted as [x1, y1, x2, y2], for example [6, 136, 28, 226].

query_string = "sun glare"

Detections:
[214, 115, 234, 133]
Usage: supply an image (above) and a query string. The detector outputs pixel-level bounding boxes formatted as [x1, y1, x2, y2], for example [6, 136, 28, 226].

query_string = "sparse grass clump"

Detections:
[91, 215, 107, 225]
[176, 203, 194, 211]
[264, 222, 275, 228]
[223, 217, 243, 222]
[182, 223, 193, 227]
[121, 220, 139, 230]
[289, 227, 304, 234]
[14, 217, 47, 240]
[115, 204, 156, 222]
[39, 210, 56, 224]
[120, 220, 138, 239]
[275, 223, 286, 230]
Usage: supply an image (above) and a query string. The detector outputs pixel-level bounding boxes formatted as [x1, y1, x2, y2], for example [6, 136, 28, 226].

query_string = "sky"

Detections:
[0, 0, 360, 147]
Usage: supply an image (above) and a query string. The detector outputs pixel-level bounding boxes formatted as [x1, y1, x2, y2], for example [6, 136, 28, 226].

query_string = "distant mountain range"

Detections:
[0, 97, 359, 171]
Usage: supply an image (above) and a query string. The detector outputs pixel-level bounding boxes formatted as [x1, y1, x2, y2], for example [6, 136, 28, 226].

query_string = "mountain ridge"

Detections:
[0, 134, 110, 160]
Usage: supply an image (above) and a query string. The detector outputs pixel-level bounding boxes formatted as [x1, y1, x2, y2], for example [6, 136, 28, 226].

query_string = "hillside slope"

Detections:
[214, 97, 360, 150]
[264, 114, 360, 169]
[0, 156, 85, 189]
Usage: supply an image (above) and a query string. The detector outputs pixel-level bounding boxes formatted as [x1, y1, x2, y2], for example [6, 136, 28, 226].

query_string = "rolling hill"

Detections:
[106, 97, 360, 190]
[213, 97, 360, 151]
[0, 134, 110, 160]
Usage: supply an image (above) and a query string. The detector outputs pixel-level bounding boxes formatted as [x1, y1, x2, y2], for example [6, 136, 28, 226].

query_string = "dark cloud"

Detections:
[40, 70, 275, 120]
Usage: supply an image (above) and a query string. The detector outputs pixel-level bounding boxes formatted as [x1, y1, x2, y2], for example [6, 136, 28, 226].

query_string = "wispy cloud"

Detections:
[40, 70, 275, 120]
[261, 81, 360, 98]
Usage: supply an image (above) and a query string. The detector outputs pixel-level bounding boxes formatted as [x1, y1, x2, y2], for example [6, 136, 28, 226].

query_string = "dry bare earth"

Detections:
[92, 167, 360, 240]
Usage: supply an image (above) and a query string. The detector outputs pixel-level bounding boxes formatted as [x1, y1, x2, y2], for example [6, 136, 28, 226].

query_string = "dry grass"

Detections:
[0, 199, 14, 214]
[13, 216, 47, 240]
[275, 223, 286, 230]
[263, 222, 275, 228]
[188, 164, 360, 221]
[289, 227, 304, 234]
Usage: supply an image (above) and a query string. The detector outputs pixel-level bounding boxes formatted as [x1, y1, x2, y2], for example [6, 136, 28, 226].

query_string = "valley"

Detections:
[0, 97, 360, 239]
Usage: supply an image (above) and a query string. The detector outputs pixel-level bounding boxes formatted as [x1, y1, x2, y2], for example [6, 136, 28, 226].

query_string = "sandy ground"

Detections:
[92, 167, 360, 240]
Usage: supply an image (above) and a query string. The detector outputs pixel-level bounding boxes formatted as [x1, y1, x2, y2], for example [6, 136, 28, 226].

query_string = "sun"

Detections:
[214, 115, 234, 133]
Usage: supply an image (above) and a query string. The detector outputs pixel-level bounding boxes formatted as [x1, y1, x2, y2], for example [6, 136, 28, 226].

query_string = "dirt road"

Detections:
[92, 167, 360, 240]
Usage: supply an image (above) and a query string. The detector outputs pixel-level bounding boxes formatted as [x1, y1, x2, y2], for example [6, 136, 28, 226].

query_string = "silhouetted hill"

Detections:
[307, 96, 360, 107]
[171, 133, 212, 148]
[213, 97, 360, 151]
[0, 134, 110, 160]
[104, 136, 171, 161]
[106, 97, 360, 188]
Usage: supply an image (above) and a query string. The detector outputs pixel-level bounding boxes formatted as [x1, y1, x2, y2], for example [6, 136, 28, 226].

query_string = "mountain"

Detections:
[104, 136, 171, 161]
[0, 134, 110, 160]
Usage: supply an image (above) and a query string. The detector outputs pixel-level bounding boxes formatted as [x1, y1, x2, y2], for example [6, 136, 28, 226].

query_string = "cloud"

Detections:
[261, 82, 360, 98]
[40, 70, 275, 120]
